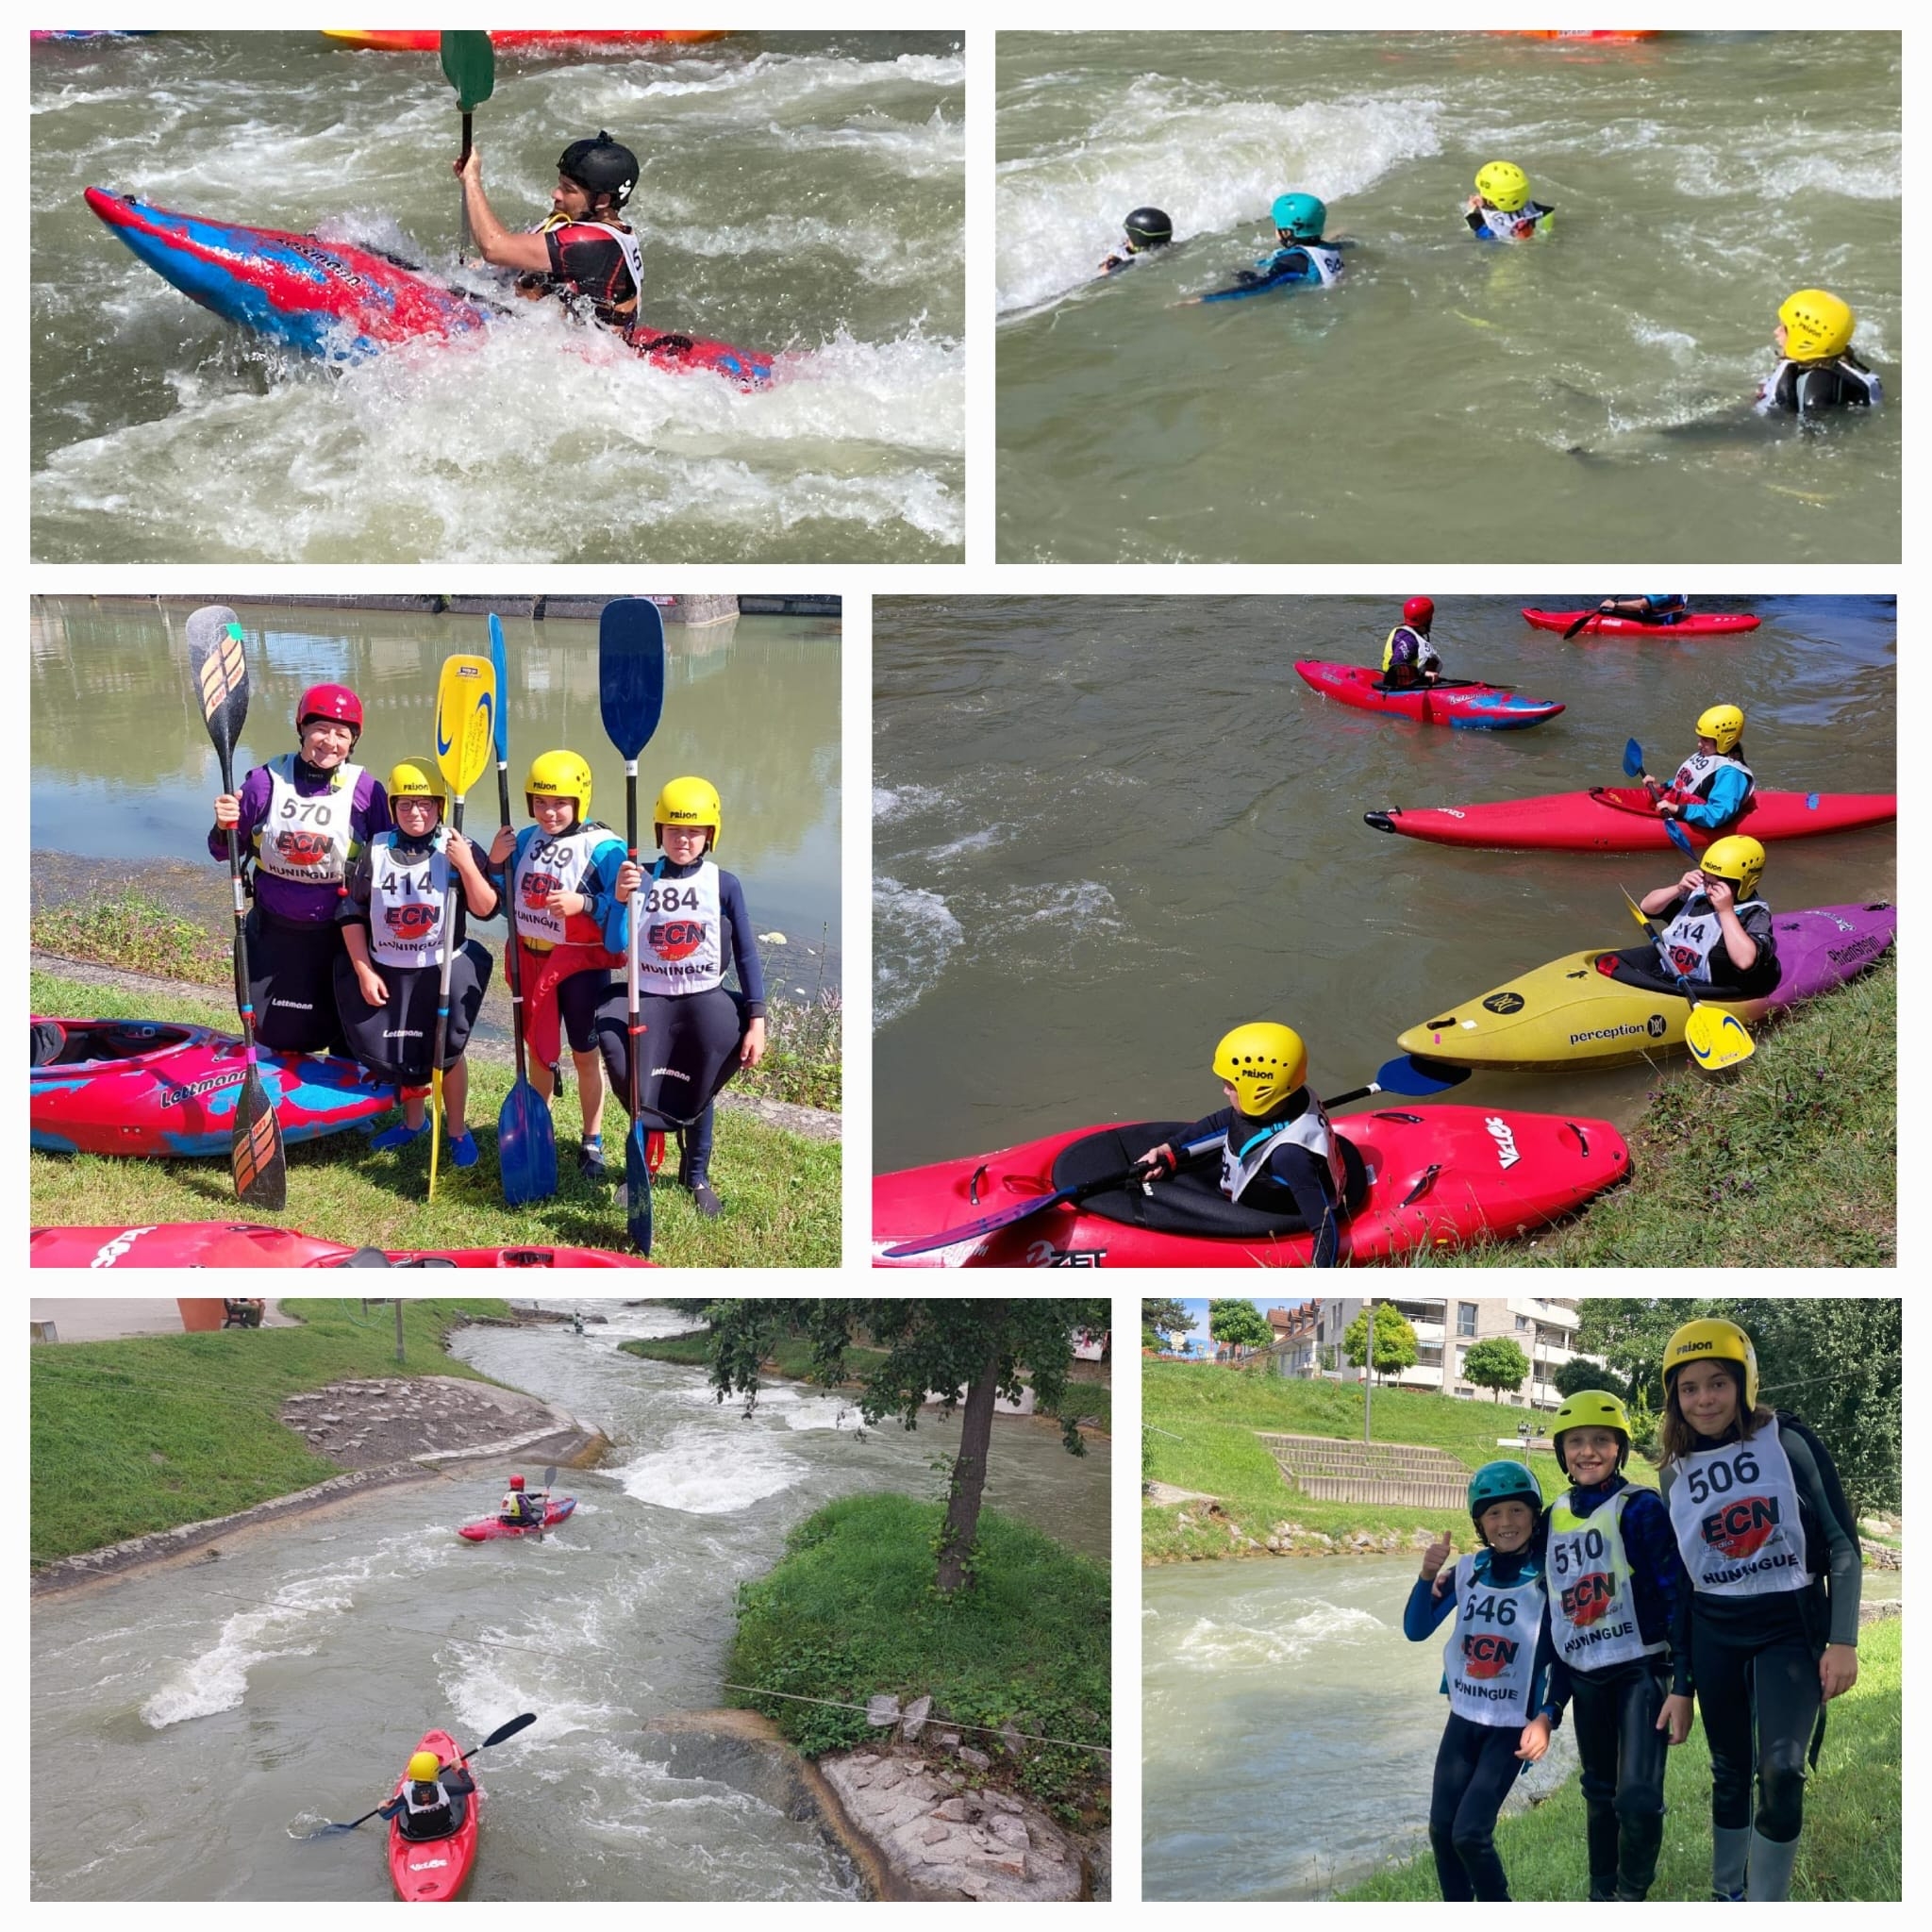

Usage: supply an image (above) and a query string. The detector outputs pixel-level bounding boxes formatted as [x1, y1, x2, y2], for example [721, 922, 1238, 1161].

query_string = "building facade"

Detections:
[1306, 1297, 1591, 1410]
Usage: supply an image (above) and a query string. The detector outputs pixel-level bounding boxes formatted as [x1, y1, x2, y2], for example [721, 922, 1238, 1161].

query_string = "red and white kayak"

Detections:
[458, 1498, 576, 1541]
[387, 1728, 481, 1901]
[1295, 660, 1563, 730]
[1522, 607, 1760, 638]
[874, 1108, 1628, 1268]
[29, 1223, 653, 1269]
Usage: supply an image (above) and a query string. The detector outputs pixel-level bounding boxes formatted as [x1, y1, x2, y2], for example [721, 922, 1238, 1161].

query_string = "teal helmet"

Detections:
[1272, 192, 1326, 240]
[1467, 1459, 1542, 1541]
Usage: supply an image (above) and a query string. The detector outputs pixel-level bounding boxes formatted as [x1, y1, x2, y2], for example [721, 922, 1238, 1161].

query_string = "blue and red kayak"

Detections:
[1295, 660, 1563, 730]
[85, 186, 774, 387]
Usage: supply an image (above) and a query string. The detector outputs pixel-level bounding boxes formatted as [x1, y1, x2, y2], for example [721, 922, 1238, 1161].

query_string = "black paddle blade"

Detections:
[233, 1064, 288, 1209]
[188, 606, 250, 774]
[440, 30, 494, 112]
[598, 600, 667, 758]
[625, 1120, 654, 1255]
[497, 1078, 558, 1207]
[479, 1711, 538, 1750]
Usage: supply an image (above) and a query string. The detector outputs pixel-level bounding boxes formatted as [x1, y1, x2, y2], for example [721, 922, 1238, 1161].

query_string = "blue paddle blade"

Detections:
[625, 1119, 653, 1255]
[598, 599, 667, 758]
[1623, 738, 1645, 778]
[1663, 817, 1695, 857]
[488, 613, 508, 763]
[1374, 1054, 1469, 1098]
[497, 1078, 557, 1207]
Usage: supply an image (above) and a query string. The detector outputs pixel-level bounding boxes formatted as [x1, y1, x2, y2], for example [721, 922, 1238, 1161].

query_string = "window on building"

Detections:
[1418, 1344, 1442, 1367]
[1456, 1386, 1474, 1399]
[1457, 1304, 1477, 1337]
[1515, 1314, 1529, 1331]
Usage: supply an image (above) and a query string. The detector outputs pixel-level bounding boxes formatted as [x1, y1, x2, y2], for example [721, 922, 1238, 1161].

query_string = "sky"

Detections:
[1161, 1298, 1290, 1348]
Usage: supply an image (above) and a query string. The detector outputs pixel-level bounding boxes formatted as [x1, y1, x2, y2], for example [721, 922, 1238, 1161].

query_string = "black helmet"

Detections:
[1124, 207, 1174, 248]
[558, 130, 639, 208]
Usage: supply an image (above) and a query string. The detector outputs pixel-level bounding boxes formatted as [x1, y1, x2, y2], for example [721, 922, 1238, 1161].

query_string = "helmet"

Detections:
[1402, 595, 1435, 628]
[1474, 161, 1530, 213]
[295, 683, 363, 743]
[407, 1751, 441, 1782]
[1271, 192, 1326, 240]
[1663, 1317, 1759, 1411]
[558, 130, 639, 208]
[1467, 1459, 1543, 1538]
[526, 749, 592, 821]
[1699, 835, 1766, 903]
[1777, 289, 1854, 362]
[1695, 703, 1745, 754]
[655, 774, 723, 852]
[1551, 1390, 1632, 1474]
[388, 758, 445, 809]
[1124, 207, 1173, 249]
[508, 1474, 525, 1490]
[1211, 1022, 1307, 1114]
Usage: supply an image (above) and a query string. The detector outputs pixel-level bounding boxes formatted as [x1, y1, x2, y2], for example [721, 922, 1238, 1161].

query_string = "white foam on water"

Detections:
[777, 1394, 864, 1433]
[1002, 879, 1120, 930]
[922, 824, 1008, 863]
[139, 1574, 357, 1728]
[614, 1425, 807, 1514]
[1173, 1600, 1383, 1673]
[873, 876, 963, 1029]
[874, 783, 943, 823]
[766, 105, 964, 182]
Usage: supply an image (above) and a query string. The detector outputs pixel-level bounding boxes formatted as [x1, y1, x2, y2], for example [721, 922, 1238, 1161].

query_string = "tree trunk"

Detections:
[936, 1308, 1004, 1594]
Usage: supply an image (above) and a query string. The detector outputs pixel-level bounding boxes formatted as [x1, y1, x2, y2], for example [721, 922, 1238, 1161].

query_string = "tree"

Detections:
[1343, 1303, 1419, 1383]
[1554, 1356, 1628, 1401]
[702, 1298, 1108, 1594]
[1142, 1297, 1193, 1352]
[1465, 1336, 1530, 1403]
[1208, 1299, 1272, 1357]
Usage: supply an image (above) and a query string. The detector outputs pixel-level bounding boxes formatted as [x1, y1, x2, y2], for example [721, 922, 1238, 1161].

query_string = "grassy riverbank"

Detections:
[729, 1492, 1111, 1819]
[29, 1298, 508, 1567]
[1341, 1612, 1902, 1901]
[30, 971, 839, 1268]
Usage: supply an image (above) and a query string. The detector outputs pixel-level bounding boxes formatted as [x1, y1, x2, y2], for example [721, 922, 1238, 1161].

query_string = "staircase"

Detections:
[1257, 1431, 1481, 1509]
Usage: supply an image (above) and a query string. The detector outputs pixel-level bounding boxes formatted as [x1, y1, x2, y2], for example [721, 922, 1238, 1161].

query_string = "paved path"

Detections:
[30, 1298, 295, 1341]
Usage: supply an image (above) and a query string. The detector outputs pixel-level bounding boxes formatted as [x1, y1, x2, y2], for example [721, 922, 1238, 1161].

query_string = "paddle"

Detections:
[488, 614, 557, 1206]
[597, 599, 668, 1257]
[188, 607, 287, 1210]
[1562, 602, 1609, 641]
[312, 1710, 537, 1835]
[440, 32, 494, 260]
[880, 1055, 1473, 1258]
[1619, 888, 1756, 1071]
[428, 653, 498, 1198]
[531, 1461, 558, 1541]
[1623, 738, 1698, 856]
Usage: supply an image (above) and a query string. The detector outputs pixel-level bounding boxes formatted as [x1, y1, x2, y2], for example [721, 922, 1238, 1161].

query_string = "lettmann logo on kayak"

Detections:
[1484, 1116, 1521, 1169]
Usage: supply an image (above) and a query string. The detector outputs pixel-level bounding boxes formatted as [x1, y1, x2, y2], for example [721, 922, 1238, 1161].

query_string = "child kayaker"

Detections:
[1381, 595, 1442, 689]
[1591, 594, 1690, 626]
[601, 776, 769, 1218]
[1656, 1318, 1862, 1901]
[1133, 1023, 1349, 1267]
[1405, 1461, 1557, 1902]
[1100, 207, 1174, 275]
[486, 751, 632, 1182]
[1639, 704, 1755, 831]
[1241, 192, 1347, 289]
[1545, 1391, 1683, 1902]
[1464, 161, 1554, 242]
[210, 683, 390, 1054]
[1605, 836, 1778, 998]
[380, 1748, 475, 1840]
[498, 1473, 541, 1528]
[1756, 290, 1883, 416]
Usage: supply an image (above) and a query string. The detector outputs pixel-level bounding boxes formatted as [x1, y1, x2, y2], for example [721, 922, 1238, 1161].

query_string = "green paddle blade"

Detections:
[441, 31, 494, 113]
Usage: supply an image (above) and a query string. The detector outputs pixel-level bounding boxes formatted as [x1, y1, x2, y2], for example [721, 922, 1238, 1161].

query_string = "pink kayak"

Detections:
[1295, 659, 1563, 730]
[458, 1497, 576, 1541]
[1522, 607, 1760, 638]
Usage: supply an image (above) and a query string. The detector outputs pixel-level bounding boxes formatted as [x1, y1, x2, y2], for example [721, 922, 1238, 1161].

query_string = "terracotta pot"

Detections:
[176, 1298, 226, 1333]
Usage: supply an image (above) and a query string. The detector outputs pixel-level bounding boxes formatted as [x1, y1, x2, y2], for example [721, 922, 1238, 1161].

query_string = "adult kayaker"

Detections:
[1756, 290, 1883, 416]
[1639, 703, 1755, 831]
[379, 1748, 475, 1840]
[1235, 192, 1347, 290]
[1463, 161, 1554, 242]
[498, 1473, 541, 1528]
[1133, 1022, 1348, 1267]
[1381, 595, 1442, 689]
[210, 684, 391, 1055]
[1100, 207, 1174, 275]
[1590, 594, 1690, 627]
[334, 758, 499, 1166]
[600, 776, 769, 1218]
[1604, 836, 1779, 998]
[455, 130, 642, 333]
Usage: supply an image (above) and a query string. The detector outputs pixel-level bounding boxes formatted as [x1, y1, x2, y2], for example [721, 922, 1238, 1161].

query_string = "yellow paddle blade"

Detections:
[1686, 1006, 1755, 1072]
[1619, 888, 1652, 932]
[434, 654, 497, 798]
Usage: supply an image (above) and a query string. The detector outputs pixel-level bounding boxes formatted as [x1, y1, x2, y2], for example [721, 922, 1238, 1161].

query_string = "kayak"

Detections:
[1395, 902, 1896, 1071]
[31, 1017, 394, 1158]
[85, 187, 774, 387]
[1364, 786, 1896, 853]
[1295, 660, 1563, 730]
[325, 30, 724, 51]
[458, 1498, 576, 1541]
[1522, 608, 1760, 638]
[29, 1224, 653, 1269]
[873, 1107, 1628, 1268]
[388, 1728, 480, 1902]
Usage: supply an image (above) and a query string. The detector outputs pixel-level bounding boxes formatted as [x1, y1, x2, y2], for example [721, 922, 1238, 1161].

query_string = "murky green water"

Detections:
[997, 32, 1900, 562]
[32, 31, 962, 561]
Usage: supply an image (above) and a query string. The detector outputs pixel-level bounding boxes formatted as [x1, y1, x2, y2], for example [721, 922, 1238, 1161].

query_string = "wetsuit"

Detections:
[1405, 1546, 1559, 1901]
[1242, 239, 1345, 288]
[1757, 354, 1882, 417]
[1662, 1410, 1861, 1900]
[1466, 200, 1554, 242]
[1172, 1089, 1347, 1267]
[519, 213, 641, 329]
[380, 1769, 475, 1840]
[1606, 889, 1779, 998]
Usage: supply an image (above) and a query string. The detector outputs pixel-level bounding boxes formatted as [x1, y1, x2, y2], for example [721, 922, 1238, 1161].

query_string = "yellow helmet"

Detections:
[1211, 1022, 1307, 1114]
[654, 774, 723, 852]
[1696, 703, 1745, 755]
[1699, 835, 1766, 903]
[388, 758, 445, 809]
[1778, 289, 1854, 362]
[1551, 1389, 1632, 1474]
[526, 749, 593, 821]
[1663, 1317, 1758, 1411]
[1474, 160, 1530, 213]
[406, 1750, 441, 1782]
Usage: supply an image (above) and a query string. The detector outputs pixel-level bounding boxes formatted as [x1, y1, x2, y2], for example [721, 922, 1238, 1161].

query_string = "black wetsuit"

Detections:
[1607, 892, 1779, 998]
[1759, 354, 1882, 416]
[1173, 1092, 1343, 1266]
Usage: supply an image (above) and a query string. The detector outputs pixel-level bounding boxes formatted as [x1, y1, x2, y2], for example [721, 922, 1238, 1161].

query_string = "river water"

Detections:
[874, 594, 1894, 1169]
[31, 31, 963, 562]
[30, 1307, 1109, 1902]
[30, 597, 841, 993]
[996, 32, 1900, 563]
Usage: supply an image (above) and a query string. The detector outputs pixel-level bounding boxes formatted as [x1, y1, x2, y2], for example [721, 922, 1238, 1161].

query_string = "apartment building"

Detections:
[1306, 1297, 1589, 1410]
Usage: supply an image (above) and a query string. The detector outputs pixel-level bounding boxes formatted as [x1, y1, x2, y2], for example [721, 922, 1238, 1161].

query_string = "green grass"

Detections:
[30, 971, 838, 1267]
[1413, 958, 1895, 1268]
[1142, 1363, 1657, 1561]
[1042, 1382, 1112, 1436]
[728, 1491, 1110, 1818]
[29, 1298, 509, 1567]
[1341, 1614, 1901, 1901]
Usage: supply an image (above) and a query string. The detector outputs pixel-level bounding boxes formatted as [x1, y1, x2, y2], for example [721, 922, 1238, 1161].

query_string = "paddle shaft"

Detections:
[492, 758, 528, 1087]
[428, 791, 467, 1191]
[329, 1710, 535, 1832]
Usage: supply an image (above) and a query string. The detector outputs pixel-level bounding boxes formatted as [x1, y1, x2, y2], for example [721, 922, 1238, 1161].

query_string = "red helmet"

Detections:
[1402, 596, 1435, 627]
[508, 1474, 525, 1490]
[295, 683, 364, 742]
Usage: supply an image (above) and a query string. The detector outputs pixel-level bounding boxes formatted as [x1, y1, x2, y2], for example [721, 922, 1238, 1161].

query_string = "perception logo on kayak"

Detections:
[1482, 991, 1526, 1015]
[1484, 1116, 1522, 1169]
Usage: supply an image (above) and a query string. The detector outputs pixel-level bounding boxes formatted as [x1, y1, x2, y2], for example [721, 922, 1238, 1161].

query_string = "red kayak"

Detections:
[1522, 608, 1760, 638]
[325, 30, 724, 51]
[388, 1728, 481, 1902]
[1295, 660, 1562, 730]
[458, 1498, 576, 1541]
[1364, 785, 1896, 853]
[29, 1224, 653, 1269]
[874, 1108, 1628, 1268]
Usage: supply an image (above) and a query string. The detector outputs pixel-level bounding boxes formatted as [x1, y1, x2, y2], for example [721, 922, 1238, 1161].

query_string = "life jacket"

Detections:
[530, 212, 641, 325]
[1216, 1094, 1348, 1209]
[255, 753, 365, 887]
[1756, 355, 1883, 415]
[1470, 200, 1554, 242]
[511, 823, 619, 950]
[1546, 1487, 1669, 1673]
[1661, 748, 1754, 813]
[1653, 891, 1769, 985]
[1257, 241, 1344, 286]
[1667, 1414, 1809, 1600]
[1442, 1548, 1547, 1727]
[1381, 625, 1441, 676]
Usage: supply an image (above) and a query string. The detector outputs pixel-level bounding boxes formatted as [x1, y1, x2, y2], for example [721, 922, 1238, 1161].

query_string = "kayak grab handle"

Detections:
[1563, 1122, 1591, 1157]
[1400, 1163, 1441, 1207]
[1363, 811, 1398, 833]
[968, 1162, 990, 1206]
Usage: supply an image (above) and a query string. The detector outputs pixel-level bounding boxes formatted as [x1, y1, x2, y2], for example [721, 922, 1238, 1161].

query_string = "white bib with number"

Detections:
[1546, 1489, 1666, 1671]
[637, 858, 724, 994]
[368, 831, 453, 970]
[256, 753, 361, 886]
[1667, 1417, 1808, 1598]
[1443, 1558, 1545, 1728]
